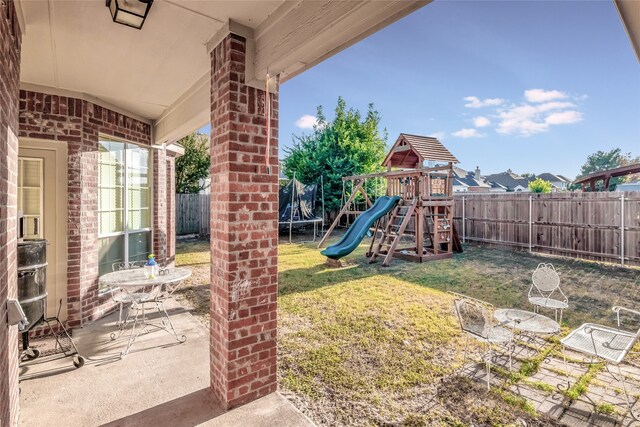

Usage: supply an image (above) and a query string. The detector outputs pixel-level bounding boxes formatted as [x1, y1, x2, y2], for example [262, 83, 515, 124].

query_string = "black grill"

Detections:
[17, 239, 48, 349]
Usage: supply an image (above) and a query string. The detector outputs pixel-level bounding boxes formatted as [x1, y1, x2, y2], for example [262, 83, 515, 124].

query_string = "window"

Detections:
[98, 139, 152, 278]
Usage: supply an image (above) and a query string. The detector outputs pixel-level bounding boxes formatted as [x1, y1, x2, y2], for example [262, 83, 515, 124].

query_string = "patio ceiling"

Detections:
[16, 0, 429, 143]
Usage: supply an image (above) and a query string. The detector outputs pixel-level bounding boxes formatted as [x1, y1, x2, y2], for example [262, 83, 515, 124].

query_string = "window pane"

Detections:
[99, 235, 125, 278]
[128, 231, 151, 263]
[127, 144, 150, 231]
[98, 140, 125, 236]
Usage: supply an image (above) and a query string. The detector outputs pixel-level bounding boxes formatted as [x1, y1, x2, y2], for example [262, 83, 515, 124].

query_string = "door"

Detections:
[18, 142, 68, 320]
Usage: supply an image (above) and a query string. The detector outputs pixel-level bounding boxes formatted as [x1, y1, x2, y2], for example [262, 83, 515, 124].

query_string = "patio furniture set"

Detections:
[451, 263, 640, 419]
[100, 262, 192, 358]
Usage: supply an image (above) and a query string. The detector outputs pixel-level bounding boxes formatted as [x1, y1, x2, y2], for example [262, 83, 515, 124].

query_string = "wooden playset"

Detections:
[318, 133, 462, 266]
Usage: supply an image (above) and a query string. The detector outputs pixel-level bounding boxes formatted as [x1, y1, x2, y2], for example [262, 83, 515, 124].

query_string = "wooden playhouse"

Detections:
[318, 133, 462, 265]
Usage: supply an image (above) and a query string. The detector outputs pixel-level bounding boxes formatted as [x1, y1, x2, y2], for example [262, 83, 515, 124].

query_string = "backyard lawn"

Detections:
[174, 237, 640, 426]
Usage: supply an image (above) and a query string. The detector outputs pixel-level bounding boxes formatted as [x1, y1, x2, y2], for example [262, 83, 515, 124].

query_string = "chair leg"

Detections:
[463, 334, 470, 366]
[486, 346, 492, 391]
[617, 364, 633, 416]
[559, 309, 563, 325]
[117, 302, 123, 327]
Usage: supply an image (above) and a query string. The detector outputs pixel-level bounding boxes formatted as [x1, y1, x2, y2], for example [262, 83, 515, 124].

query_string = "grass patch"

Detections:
[564, 363, 604, 400]
[175, 236, 639, 426]
[595, 402, 616, 415]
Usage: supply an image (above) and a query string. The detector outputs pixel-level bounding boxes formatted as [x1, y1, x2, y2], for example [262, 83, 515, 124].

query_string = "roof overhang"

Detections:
[614, 0, 640, 63]
[573, 163, 640, 185]
[382, 133, 459, 168]
[17, 0, 430, 145]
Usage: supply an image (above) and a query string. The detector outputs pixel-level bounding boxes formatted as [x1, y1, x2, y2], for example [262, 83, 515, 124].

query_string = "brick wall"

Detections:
[0, 0, 21, 424]
[209, 33, 279, 409]
[18, 91, 155, 327]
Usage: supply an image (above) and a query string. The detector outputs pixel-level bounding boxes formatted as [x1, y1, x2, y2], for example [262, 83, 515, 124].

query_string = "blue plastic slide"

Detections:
[321, 196, 402, 260]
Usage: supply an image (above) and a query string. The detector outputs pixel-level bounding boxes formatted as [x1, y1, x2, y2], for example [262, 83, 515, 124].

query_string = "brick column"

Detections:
[153, 147, 168, 265]
[209, 33, 279, 409]
[166, 155, 176, 266]
[0, 1, 21, 424]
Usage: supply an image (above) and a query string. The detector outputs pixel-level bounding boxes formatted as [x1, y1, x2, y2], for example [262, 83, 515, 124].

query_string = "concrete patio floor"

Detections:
[18, 301, 314, 427]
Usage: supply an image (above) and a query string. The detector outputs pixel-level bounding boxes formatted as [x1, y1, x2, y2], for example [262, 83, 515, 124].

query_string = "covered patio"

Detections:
[2, 0, 640, 426]
[0, 0, 428, 424]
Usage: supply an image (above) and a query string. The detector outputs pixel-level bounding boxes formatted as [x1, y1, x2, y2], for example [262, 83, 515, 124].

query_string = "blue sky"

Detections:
[203, 1, 640, 179]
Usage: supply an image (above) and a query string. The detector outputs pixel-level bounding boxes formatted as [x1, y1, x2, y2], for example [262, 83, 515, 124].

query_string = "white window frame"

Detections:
[98, 136, 154, 270]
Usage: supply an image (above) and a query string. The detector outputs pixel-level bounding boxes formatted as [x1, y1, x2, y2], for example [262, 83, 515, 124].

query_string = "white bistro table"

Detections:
[494, 308, 560, 335]
[100, 267, 192, 357]
[494, 308, 560, 353]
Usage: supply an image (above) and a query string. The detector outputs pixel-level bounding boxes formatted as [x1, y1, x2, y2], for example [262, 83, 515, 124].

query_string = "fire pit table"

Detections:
[99, 267, 192, 357]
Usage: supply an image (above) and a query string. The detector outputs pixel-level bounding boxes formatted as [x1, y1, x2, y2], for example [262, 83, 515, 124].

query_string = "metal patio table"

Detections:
[494, 308, 560, 353]
[100, 267, 192, 357]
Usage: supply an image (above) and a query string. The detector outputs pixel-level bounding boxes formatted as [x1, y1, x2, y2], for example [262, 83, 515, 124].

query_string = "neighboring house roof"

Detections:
[382, 133, 459, 168]
[556, 174, 573, 183]
[490, 181, 508, 190]
[453, 178, 469, 187]
[484, 171, 535, 190]
[453, 166, 468, 179]
[457, 174, 491, 188]
[537, 173, 570, 183]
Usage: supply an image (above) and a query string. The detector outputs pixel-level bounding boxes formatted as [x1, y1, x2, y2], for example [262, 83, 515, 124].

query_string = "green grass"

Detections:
[175, 236, 638, 425]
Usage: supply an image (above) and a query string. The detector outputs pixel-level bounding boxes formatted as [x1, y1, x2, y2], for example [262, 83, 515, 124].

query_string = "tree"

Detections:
[528, 177, 553, 193]
[573, 148, 639, 191]
[282, 97, 388, 216]
[175, 132, 210, 194]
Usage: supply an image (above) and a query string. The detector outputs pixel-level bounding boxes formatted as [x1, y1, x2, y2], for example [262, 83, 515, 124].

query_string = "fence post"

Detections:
[528, 195, 532, 253]
[621, 194, 625, 267]
[462, 196, 466, 243]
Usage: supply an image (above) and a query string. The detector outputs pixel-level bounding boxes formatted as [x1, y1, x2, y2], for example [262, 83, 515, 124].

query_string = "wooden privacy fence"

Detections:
[176, 194, 210, 236]
[453, 192, 640, 267]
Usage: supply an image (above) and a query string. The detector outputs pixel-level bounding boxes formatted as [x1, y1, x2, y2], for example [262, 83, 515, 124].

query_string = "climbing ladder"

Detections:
[422, 203, 455, 255]
[368, 198, 417, 266]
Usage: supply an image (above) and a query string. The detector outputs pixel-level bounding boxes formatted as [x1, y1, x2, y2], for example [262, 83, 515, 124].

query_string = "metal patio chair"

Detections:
[109, 261, 149, 339]
[137, 271, 188, 344]
[449, 291, 515, 390]
[560, 306, 640, 419]
[528, 263, 568, 324]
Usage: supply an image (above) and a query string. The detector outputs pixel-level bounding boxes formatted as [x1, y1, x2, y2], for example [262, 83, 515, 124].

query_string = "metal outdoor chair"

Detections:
[560, 306, 640, 419]
[449, 291, 515, 390]
[109, 261, 150, 339]
[528, 263, 568, 324]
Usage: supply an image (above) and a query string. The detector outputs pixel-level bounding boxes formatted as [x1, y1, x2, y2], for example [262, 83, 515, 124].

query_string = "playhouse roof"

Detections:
[382, 134, 459, 168]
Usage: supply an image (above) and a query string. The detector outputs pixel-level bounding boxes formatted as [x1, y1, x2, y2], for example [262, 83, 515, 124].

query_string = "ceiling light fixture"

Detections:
[106, 0, 154, 30]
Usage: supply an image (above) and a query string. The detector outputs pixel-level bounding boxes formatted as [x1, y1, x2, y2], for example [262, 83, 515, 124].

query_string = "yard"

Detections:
[174, 236, 640, 426]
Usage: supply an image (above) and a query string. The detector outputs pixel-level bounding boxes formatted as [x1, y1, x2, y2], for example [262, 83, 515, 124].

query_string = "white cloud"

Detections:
[524, 89, 568, 103]
[453, 128, 484, 138]
[295, 114, 318, 129]
[497, 103, 583, 136]
[457, 89, 585, 137]
[463, 96, 505, 108]
[545, 110, 583, 125]
[473, 116, 491, 127]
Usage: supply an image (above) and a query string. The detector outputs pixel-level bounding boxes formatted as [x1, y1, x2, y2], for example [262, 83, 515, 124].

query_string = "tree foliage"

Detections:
[282, 97, 388, 214]
[175, 133, 210, 194]
[528, 177, 553, 193]
[573, 148, 639, 191]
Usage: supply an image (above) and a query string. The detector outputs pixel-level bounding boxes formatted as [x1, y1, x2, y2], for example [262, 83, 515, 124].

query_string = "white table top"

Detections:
[494, 308, 560, 335]
[99, 267, 192, 288]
